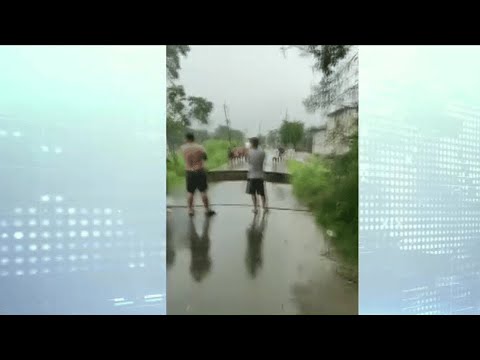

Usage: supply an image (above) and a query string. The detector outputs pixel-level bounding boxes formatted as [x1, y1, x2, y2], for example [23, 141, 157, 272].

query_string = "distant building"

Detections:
[312, 108, 357, 155]
[312, 125, 329, 155]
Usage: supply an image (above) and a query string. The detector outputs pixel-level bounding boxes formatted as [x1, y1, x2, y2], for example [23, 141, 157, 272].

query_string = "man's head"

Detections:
[185, 133, 195, 143]
[250, 137, 259, 149]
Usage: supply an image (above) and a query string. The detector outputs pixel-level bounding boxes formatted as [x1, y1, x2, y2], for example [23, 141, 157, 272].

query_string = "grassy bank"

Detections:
[167, 139, 237, 193]
[287, 138, 358, 265]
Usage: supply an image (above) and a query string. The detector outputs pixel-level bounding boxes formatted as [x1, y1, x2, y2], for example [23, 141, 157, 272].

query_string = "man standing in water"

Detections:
[246, 137, 268, 213]
[180, 133, 216, 217]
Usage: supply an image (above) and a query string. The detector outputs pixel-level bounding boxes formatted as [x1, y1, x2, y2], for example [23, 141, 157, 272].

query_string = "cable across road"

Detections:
[167, 203, 311, 212]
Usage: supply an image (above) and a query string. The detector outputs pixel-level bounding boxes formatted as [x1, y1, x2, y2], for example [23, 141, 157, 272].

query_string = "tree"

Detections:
[166, 46, 214, 150]
[167, 45, 190, 82]
[266, 129, 280, 148]
[167, 85, 213, 128]
[279, 120, 305, 150]
[213, 125, 245, 144]
[285, 45, 358, 152]
[188, 128, 210, 143]
[302, 46, 357, 113]
[283, 45, 358, 113]
[293, 45, 350, 76]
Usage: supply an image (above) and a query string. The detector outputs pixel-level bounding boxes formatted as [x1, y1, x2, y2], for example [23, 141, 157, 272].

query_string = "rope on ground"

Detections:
[167, 203, 311, 212]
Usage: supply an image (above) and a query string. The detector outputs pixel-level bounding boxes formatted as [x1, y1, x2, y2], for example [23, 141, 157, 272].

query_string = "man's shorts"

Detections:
[246, 178, 265, 196]
[186, 170, 208, 193]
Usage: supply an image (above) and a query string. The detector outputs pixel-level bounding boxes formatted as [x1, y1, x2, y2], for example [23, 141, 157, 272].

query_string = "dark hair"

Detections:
[185, 133, 195, 142]
[250, 137, 259, 148]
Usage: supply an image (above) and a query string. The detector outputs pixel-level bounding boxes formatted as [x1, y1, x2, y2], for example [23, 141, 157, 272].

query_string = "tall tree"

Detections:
[295, 45, 350, 76]
[303, 46, 357, 113]
[167, 45, 190, 82]
[283, 45, 358, 113]
[285, 45, 358, 151]
[166, 46, 214, 150]
[279, 120, 305, 150]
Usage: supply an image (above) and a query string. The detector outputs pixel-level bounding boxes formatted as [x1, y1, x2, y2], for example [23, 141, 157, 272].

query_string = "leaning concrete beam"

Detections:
[207, 170, 291, 184]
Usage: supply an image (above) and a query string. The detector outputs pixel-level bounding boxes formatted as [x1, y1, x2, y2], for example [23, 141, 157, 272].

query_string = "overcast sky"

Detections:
[179, 46, 321, 137]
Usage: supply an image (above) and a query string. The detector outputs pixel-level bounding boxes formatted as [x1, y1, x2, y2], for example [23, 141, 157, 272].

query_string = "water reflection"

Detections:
[189, 216, 212, 282]
[166, 214, 175, 269]
[273, 184, 286, 201]
[245, 212, 268, 278]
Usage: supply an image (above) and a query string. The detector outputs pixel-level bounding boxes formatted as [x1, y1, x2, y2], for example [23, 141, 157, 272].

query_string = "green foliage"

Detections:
[203, 139, 236, 170]
[189, 128, 210, 143]
[166, 139, 241, 193]
[167, 45, 214, 153]
[296, 126, 322, 152]
[213, 125, 245, 144]
[288, 133, 358, 264]
[188, 97, 214, 124]
[167, 45, 190, 81]
[284, 45, 357, 113]
[300, 45, 350, 76]
[167, 85, 213, 128]
[167, 155, 186, 193]
[279, 120, 305, 149]
[283, 44, 358, 118]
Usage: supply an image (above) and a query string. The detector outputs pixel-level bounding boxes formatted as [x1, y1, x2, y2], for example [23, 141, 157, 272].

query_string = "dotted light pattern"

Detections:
[360, 71, 480, 314]
[0, 49, 167, 315]
[0, 195, 162, 277]
[0, 129, 23, 138]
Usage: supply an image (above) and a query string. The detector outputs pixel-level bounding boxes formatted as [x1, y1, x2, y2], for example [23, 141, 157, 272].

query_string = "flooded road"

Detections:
[167, 152, 358, 314]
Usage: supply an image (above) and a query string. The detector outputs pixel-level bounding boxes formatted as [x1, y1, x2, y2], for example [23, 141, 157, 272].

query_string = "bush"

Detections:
[288, 135, 358, 264]
[203, 139, 234, 170]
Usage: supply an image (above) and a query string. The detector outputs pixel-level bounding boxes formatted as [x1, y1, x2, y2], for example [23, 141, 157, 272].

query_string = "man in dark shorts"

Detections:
[246, 137, 267, 213]
[180, 133, 216, 217]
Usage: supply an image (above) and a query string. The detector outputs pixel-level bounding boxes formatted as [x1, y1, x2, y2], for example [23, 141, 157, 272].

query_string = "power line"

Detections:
[167, 203, 311, 212]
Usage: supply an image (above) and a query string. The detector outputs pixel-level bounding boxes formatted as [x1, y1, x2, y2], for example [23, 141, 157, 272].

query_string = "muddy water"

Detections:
[167, 178, 358, 315]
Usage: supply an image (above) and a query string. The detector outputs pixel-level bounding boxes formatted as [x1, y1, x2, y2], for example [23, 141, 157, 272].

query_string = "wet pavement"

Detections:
[167, 151, 358, 314]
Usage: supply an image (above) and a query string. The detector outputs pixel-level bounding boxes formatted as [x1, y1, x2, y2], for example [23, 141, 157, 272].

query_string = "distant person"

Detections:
[180, 133, 216, 217]
[246, 137, 267, 213]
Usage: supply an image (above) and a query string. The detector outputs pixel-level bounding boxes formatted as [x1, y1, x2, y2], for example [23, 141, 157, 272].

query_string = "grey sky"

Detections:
[179, 46, 321, 137]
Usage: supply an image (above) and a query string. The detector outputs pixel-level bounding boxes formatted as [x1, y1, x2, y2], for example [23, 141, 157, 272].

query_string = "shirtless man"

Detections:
[180, 133, 216, 217]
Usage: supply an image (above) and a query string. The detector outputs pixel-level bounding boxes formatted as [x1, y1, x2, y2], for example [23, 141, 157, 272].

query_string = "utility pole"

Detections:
[224, 102, 232, 146]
